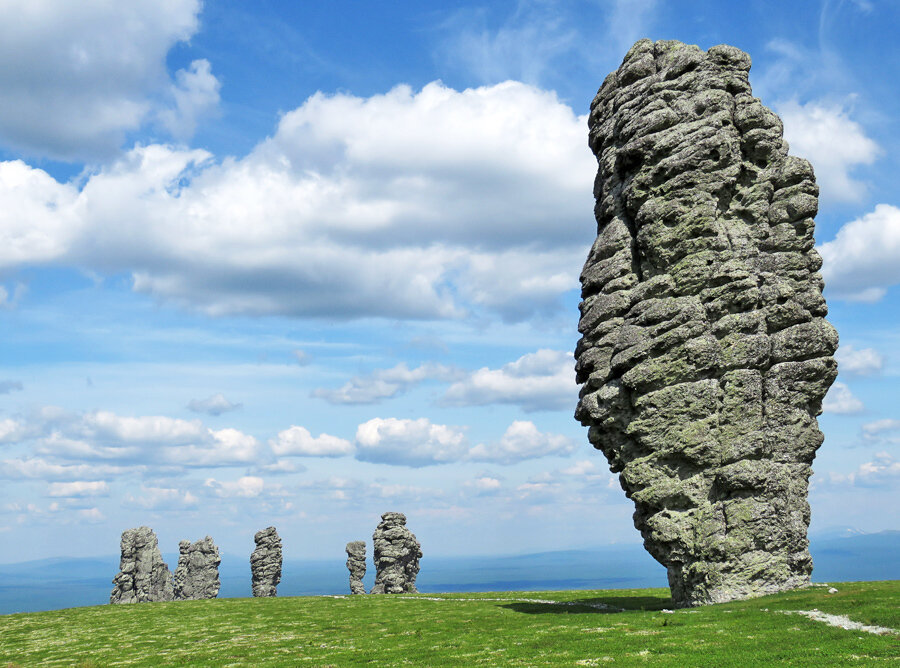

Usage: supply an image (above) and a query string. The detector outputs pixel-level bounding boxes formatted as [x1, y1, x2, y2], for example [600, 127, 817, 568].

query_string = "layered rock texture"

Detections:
[345, 541, 367, 594]
[574, 39, 838, 606]
[250, 526, 282, 597]
[110, 527, 174, 604]
[370, 512, 422, 594]
[173, 536, 221, 600]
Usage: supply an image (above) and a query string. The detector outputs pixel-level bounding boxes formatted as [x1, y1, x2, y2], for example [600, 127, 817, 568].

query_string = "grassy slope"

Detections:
[0, 582, 897, 667]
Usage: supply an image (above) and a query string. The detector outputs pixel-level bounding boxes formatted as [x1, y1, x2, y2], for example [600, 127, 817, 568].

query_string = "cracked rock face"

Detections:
[250, 526, 282, 597]
[574, 39, 838, 607]
[345, 541, 367, 595]
[173, 536, 221, 600]
[370, 512, 421, 594]
[110, 526, 174, 604]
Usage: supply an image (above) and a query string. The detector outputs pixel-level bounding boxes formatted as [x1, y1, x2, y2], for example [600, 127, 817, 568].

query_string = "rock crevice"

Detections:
[574, 39, 837, 607]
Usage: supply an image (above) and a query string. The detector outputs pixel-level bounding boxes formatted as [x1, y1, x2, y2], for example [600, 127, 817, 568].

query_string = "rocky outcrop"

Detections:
[173, 536, 221, 600]
[574, 39, 838, 607]
[370, 512, 421, 594]
[110, 526, 174, 604]
[345, 541, 367, 594]
[250, 526, 282, 597]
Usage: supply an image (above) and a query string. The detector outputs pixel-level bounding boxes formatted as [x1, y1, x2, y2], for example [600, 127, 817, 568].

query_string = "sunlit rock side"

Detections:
[110, 526, 174, 604]
[574, 39, 838, 606]
[370, 512, 422, 594]
[173, 536, 221, 600]
[250, 526, 283, 597]
[345, 541, 367, 594]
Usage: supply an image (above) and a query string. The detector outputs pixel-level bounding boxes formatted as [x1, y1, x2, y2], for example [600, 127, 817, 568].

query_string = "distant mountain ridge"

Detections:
[0, 531, 896, 615]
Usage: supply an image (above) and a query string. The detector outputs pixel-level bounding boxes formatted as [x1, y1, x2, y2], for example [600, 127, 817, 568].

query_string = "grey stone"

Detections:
[173, 536, 221, 600]
[345, 541, 367, 595]
[110, 526, 174, 604]
[250, 526, 282, 597]
[574, 39, 838, 607]
[370, 512, 421, 594]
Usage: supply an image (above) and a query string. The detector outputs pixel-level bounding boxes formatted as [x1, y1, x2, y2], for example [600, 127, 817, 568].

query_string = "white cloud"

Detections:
[0, 0, 204, 159]
[82, 411, 206, 445]
[0, 418, 29, 443]
[822, 381, 865, 415]
[0, 458, 125, 481]
[355, 417, 469, 467]
[47, 481, 109, 498]
[464, 476, 503, 495]
[270, 425, 353, 457]
[157, 59, 221, 140]
[468, 420, 576, 464]
[187, 393, 242, 416]
[293, 349, 311, 365]
[0, 80, 593, 322]
[442, 349, 575, 412]
[778, 100, 880, 202]
[862, 419, 900, 436]
[818, 204, 900, 302]
[125, 486, 199, 510]
[836, 344, 884, 376]
[821, 452, 900, 488]
[204, 475, 266, 498]
[77, 508, 105, 523]
[313, 362, 459, 405]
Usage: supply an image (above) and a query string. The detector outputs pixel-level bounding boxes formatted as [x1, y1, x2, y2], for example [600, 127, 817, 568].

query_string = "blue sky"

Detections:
[0, 0, 898, 565]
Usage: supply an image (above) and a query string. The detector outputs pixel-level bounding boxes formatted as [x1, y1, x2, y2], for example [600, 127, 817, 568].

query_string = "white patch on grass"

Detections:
[777, 609, 897, 635]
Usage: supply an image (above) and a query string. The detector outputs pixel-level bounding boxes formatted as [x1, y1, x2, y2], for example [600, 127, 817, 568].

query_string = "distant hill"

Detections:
[0, 531, 896, 615]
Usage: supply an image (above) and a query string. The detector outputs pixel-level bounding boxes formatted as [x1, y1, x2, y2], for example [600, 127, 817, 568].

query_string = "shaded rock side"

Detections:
[250, 526, 282, 597]
[574, 39, 838, 607]
[370, 512, 422, 594]
[110, 526, 174, 604]
[345, 541, 367, 594]
[173, 536, 221, 600]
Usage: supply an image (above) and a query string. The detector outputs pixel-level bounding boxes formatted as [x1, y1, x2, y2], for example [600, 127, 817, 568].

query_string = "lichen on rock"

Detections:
[110, 526, 174, 604]
[173, 536, 221, 600]
[370, 512, 421, 594]
[574, 39, 838, 606]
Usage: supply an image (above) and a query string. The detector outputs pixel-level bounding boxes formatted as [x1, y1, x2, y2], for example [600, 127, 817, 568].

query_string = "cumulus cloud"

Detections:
[821, 452, 900, 488]
[5, 407, 261, 467]
[0, 380, 22, 394]
[269, 425, 353, 457]
[355, 417, 469, 467]
[468, 420, 576, 464]
[187, 393, 243, 416]
[47, 481, 109, 498]
[0, 81, 593, 322]
[77, 508, 105, 523]
[0, 458, 125, 481]
[204, 475, 266, 498]
[822, 382, 865, 415]
[157, 59, 221, 140]
[442, 349, 575, 412]
[463, 475, 503, 495]
[0, 0, 205, 159]
[818, 204, 900, 303]
[778, 100, 880, 202]
[313, 362, 460, 405]
[125, 486, 199, 510]
[836, 344, 884, 376]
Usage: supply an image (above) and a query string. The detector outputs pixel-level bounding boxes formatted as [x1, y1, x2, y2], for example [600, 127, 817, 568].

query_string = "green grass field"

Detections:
[1, 582, 897, 666]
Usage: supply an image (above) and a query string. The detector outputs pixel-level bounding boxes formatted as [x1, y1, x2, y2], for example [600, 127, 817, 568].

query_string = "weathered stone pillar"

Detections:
[345, 541, 367, 594]
[370, 512, 421, 594]
[173, 536, 221, 600]
[110, 526, 174, 603]
[250, 526, 282, 597]
[574, 39, 837, 606]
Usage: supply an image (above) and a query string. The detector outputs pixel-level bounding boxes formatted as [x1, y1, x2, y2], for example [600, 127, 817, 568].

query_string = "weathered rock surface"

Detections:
[110, 526, 174, 604]
[370, 512, 421, 594]
[173, 536, 221, 600]
[574, 39, 838, 607]
[345, 541, 367, 594]
[250, 526, 282, 597]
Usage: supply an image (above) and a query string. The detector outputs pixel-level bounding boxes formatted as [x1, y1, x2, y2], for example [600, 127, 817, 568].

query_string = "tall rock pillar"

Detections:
[574, 39, 837, 606]
[110, 526, 174, 604]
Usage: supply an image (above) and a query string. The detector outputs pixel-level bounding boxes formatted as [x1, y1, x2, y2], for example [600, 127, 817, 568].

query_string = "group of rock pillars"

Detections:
[112, 39, 834, 610]
[109, 512, 420, 603]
